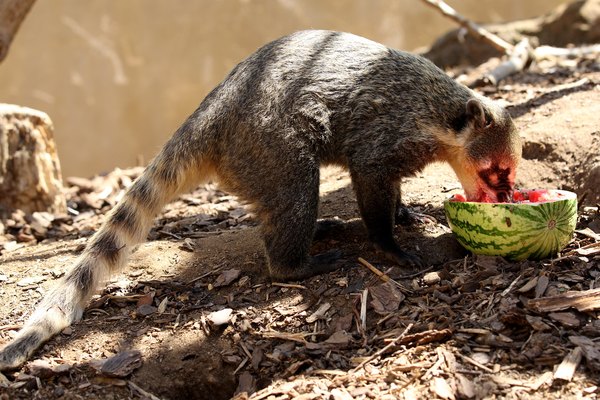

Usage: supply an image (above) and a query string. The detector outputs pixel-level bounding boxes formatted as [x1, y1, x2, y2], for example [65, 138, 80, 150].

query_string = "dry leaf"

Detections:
[214, 269, 241, 288]
[324, 331, 353, 346]
[456, 373, 476, 399]
[136, 292, 154, 307]
[93, 350, 143, 378]
[157, 297, 168, 314]
[369, 282, 405, 314]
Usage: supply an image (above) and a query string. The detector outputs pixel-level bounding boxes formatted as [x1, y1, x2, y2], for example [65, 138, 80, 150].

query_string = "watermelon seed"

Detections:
[505, 217, 512, 227]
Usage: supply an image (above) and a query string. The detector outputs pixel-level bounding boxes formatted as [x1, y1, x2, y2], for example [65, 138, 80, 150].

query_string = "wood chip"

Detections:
[27, 360, 72, 379]
[324, 331, 352, 346]
[16, 276, 45, 287]
[569, 336, 600, 372]
[157, 296, 168, 314]
[431, 377, 456, 400]
[306, 302, 331, 324]
[456, 373, 476, 399]
[0, 372, 10, 388]
[527, 288, 600, 312]
[554, 347, 583, 381]
[535, 275, 549, 298]
[548, 312, 580, 328]
[517, 276, 538, 293]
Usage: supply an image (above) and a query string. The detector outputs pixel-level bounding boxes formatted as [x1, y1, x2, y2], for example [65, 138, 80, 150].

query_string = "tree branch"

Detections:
[420, 0, 513, 54]
[0, 0, 36, 62]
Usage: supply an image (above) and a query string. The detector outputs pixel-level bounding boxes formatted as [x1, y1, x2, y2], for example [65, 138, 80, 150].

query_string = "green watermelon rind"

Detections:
[444, 190, 578, 260]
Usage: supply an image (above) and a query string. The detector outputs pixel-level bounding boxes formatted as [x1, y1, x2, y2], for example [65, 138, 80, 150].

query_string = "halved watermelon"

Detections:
[444, 189, 577, 260]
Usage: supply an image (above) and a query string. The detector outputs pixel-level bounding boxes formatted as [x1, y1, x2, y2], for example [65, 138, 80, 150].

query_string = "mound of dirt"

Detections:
[422, 0, 600, 69]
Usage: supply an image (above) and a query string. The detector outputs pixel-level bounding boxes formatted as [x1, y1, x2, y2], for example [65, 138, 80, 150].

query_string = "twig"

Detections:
[456, 353, 494, 373]
[272, 282, 307, 290]
[360, 288, 368, 333]
[358, 257, 414, 294]
[128, 381, 163, 400]
[478, 38, 532, 86]
[420, 0, 513, 54]
[352, 323, 414, 372]
[501, 273, 523, 297]
[0, 324, 22, 331]
[534, 44, 600, 59]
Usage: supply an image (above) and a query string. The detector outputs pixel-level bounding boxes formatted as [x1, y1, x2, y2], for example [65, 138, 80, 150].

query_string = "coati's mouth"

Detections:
[466, 176, 514, 203]
[466, 188, 513, 203]
[470, 163, 516, 203]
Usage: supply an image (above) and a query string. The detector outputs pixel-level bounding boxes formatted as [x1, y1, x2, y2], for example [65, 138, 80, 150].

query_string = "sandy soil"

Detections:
[0, 57, 599, 400]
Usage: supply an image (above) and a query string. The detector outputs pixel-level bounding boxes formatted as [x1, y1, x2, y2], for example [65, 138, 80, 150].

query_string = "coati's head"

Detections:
[442, 96, 522, 203]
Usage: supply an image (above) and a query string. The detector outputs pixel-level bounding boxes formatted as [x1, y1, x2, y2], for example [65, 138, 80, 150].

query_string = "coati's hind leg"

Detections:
[258, 166, 342, 281]
[351, 172, 423, 268]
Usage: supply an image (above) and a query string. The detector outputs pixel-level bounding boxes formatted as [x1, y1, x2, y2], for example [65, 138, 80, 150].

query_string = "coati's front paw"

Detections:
[374, 243, 424, 269]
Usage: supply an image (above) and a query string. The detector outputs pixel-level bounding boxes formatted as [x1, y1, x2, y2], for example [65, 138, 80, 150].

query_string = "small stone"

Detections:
[423, 271, 441, 285]
[207, 308, 233, 326]
[136, 304, 157, 317]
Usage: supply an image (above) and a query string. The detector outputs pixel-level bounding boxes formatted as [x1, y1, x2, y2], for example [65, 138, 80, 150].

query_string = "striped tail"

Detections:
[0, 120, 208, 370]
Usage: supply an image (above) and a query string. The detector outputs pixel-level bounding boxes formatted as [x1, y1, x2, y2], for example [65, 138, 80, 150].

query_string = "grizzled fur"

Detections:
[0, 30, 521, 369]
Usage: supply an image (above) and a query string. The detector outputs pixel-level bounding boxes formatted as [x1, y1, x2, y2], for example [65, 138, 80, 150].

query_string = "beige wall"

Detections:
[0, 0, 567, 177]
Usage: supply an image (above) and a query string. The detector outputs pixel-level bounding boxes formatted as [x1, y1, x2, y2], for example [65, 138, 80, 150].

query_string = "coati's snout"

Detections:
[444, 97, 522, 203]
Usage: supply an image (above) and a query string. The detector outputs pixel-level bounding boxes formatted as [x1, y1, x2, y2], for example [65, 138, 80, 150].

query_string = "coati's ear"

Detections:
[466, 98, 486, 128]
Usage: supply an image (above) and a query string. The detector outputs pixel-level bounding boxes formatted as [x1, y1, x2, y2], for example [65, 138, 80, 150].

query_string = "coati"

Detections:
[0, 30, 521, 369]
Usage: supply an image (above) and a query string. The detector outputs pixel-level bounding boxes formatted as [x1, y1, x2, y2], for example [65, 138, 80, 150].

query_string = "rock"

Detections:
[0, 104, 66, 215]
[207, 308, 233, 326]
[136, 304, 157, 317]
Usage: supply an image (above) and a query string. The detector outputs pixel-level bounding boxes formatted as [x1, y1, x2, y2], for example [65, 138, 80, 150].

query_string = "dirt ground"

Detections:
[1, 55, 599, 399]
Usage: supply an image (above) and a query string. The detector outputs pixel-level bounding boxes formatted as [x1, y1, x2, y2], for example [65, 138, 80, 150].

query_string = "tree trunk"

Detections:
[0, 104, 66, 215]
[0, 0, 36, 62]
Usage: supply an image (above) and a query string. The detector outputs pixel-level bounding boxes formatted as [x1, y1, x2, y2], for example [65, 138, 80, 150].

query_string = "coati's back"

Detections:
[204, 30, 519, 198]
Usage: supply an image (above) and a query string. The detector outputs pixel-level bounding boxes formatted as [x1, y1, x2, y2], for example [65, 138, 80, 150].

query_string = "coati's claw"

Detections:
[395, 207, 437, 226]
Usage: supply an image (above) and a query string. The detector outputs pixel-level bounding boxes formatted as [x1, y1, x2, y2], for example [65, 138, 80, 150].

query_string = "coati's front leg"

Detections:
[352, 172, 423, 268]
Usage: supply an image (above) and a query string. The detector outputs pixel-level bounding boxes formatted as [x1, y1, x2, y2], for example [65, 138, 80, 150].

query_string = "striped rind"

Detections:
[444, 190, 577, 260]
